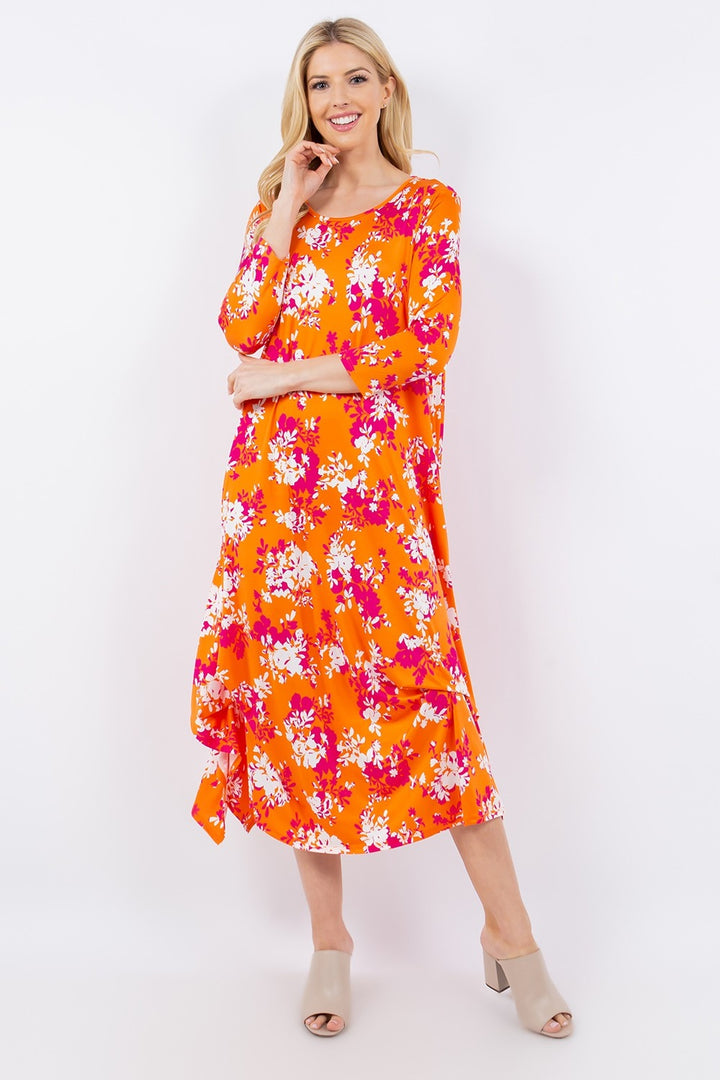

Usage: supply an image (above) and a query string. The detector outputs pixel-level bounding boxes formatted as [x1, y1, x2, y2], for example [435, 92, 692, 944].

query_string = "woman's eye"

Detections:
[350, 75, 368, 85]
[309, 80, 328, 91]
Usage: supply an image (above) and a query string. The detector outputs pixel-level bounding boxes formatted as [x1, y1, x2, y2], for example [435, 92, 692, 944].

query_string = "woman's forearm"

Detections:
[284, 354, 360, 394]
[260, 196, 302, 260]
[228, 353, 361, 405]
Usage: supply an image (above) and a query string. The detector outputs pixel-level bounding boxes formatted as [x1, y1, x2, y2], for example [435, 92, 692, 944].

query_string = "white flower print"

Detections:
[263, 543, 317, 601]
[287, 257, 332, 308]
[262, 629, 308, 681]
[325, 643, 349, 669]
[359, 807, 390, 849]
[274, 508, 304, 532]
[307, 791, 334, 819]
[352, 431, 378, 464]
[301, 828, 348, 854]
[402, 522, 436, 565]
[361, 705, 382, 736]
[269, 449, 308, 486]
[427, 376, 444, 413]
[421, 271, 446, 302]
[346, 248, 380, 298]
[288, 729, 326, 769]
[203, 583, 224, 624]
[402, 585, 437, 623]
[249, 751, 289, 806]
[429, 750, 470, 802]
[296, 222, 332, 251]
[231, 262, 261, 315]
[221, 497, 258, 541]
[195, 672, 231, 712]
[319, 453, 364, 496]
[413, 699, 447, 729]
[325, 533, 357, 579]
[337, 727, 368, 767]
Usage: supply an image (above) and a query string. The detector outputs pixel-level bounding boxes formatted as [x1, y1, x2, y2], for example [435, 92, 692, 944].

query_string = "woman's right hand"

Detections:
[260, 140, 340, 259]
[276, 140, 340, 211]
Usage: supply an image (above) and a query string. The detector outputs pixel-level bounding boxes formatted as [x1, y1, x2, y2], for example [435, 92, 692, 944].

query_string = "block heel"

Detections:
[483, 948, 510, 992]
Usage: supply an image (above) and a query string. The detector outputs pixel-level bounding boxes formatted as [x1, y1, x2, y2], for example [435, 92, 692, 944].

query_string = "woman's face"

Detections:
[305, 41, 395, 149]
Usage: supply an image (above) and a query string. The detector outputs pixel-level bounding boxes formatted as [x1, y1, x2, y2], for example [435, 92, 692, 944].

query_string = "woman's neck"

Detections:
[319, 144, 403, 193]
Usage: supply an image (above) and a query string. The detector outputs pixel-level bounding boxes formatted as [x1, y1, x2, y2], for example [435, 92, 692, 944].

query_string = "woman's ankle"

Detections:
[481, 919, 536, 958]
[311, 925, 354, 953]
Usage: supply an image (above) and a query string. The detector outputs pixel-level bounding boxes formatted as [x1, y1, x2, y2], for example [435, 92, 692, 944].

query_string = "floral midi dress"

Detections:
[190, 175, 504, 853]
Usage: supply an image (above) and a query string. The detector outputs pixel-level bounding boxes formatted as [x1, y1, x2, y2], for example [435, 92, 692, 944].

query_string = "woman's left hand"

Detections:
[227, 355, 293, 406]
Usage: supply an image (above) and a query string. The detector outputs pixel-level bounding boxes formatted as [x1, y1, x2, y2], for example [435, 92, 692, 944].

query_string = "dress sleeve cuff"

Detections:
[254, 233, 290, 270]
[339, 342, 381, 395]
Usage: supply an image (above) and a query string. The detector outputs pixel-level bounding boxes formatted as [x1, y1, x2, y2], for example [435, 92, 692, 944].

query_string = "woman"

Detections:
[190, 17, 573, 1040]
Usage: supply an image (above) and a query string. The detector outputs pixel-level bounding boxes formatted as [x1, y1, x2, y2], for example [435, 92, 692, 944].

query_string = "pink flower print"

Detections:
[362, 738, 414, 798]
[369, 294, 400, 338]
[374, 196, 423, 238]
[350, 577, 384, 626]
[342, 485, 391, 528]
[394, 634, 428, 673]
[264, 333, 301, 364]
[228, 414, 259, 468]
[217, 616, 249, 659]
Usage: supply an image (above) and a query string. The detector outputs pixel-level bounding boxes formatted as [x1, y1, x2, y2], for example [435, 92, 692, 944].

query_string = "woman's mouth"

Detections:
[328, 113, 360, 131]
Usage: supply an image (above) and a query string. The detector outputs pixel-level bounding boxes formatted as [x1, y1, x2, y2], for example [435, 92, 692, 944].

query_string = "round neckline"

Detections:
[305, 175, 418, 221]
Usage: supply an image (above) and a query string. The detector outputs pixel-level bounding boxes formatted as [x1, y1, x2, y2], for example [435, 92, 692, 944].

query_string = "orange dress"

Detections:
[190, 176, 504, 852]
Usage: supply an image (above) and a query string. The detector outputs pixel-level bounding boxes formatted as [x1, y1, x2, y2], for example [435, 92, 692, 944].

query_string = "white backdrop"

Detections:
[1, 2, 718, 1077]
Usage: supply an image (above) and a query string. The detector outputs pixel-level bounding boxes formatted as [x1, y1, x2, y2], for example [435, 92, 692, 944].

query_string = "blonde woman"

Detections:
[190, 17, 573, 1040]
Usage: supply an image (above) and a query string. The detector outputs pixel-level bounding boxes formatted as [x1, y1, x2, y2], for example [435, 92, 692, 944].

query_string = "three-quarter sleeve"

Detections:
[338, 184, 462, 395]
[218, 201, 291, 352]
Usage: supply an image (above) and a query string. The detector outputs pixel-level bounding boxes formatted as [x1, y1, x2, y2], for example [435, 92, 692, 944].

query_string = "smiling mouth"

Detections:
[328, 113, 360, 128]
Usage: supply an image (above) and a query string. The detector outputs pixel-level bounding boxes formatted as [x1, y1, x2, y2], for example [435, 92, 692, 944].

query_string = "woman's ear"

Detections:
[383, 75, 397, 107]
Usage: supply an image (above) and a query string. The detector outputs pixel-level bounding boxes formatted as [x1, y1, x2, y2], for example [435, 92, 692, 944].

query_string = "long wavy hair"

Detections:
[257, 18, 413, 211]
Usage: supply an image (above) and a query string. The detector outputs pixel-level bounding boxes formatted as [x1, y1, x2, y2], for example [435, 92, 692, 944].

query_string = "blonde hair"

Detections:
[257, 18, 413, 210]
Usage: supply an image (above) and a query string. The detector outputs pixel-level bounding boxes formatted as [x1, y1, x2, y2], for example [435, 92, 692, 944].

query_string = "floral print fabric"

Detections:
[190, 176, 504, 853]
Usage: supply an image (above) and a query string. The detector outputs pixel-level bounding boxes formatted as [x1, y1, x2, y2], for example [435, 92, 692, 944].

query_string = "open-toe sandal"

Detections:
[483, 947, 573, 1039]
[301, 949, 351, 1037]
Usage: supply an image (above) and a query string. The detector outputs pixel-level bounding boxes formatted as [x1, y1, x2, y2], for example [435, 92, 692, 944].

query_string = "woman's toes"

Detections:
[305, 1012, 345, 1033]
[542, 1012, 571, 1034]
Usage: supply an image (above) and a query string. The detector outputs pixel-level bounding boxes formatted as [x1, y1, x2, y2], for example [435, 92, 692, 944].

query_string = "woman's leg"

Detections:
[294, 849, 354, 1033]
[450, 818, 571, 1034]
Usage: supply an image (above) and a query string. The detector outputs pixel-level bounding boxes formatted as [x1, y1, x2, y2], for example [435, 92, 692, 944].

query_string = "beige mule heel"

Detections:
[483, 947, 573, 1039]
[301, 949, 352, 1037]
